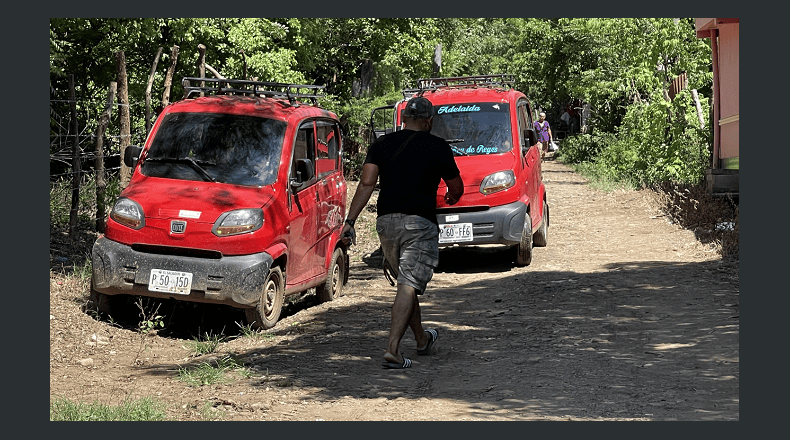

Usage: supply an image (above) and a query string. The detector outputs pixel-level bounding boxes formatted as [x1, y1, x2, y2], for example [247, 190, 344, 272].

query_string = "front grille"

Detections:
[131, 243, 223, 259]
[436, 205, 490, 215]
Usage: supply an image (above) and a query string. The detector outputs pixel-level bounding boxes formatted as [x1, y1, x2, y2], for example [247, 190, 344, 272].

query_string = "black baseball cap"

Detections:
[404, 96, 433, 119]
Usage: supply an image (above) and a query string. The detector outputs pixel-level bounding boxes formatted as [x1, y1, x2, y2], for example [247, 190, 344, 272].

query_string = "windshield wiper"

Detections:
[445, 138, 465, 144]
[145, 156, 217, 182]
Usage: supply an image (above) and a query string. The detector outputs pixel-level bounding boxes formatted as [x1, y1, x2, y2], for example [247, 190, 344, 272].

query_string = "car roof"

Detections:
[397, 75, 529, 108]
[166, 77, 338, 122]
[164, 94, 338, 122]
[417, 87, 525, 105]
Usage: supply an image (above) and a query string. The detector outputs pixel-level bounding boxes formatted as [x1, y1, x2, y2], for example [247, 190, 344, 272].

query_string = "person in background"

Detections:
[534, 111, 553, 159]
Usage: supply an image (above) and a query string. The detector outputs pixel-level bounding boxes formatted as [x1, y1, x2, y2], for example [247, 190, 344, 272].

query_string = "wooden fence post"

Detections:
[162, 45, 180, 107]
[116, 51, 132, 188]
[145, 47, 163, 134]
[197, 44, 206, 94]
[68, 74, 80, 239]
[95, 82, 117, 233]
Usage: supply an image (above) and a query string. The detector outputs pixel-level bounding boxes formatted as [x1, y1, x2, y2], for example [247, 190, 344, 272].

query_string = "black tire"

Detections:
[317, 247, 345, 303]
[515, 211, 533, 266]
[245, 266, 285, 330]
[90, 287, 112, 315]
[89, 286, 133, 321]
[533, 202, 549, 247]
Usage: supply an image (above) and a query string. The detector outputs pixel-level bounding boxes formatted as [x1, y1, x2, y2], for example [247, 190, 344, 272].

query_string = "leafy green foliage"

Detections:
[328, 90, 404, 179]
[51, 18, 715, 194]
[557, 87, 711, 186]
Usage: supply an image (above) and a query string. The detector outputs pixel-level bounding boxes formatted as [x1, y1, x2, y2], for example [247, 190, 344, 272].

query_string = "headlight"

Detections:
[480, 170, 515, 195]
[213, 209, 264, 236]
[110, 198, 145, 229]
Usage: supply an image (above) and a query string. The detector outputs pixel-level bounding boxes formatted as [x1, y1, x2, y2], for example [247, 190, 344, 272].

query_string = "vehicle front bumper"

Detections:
[436, 200, 527, 247]
[91, 236, 272, 308]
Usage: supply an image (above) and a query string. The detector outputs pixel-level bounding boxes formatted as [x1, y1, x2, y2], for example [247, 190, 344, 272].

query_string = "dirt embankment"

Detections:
[49, 157, 739, 421]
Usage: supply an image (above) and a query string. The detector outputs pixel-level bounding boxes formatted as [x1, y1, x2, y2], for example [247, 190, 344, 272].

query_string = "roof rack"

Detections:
[402, 74, 515, 98]
[182, 77, 325, 106]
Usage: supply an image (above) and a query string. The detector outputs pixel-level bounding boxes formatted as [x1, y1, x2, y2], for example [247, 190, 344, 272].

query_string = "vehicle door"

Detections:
[517, 99, 541, 226]
[314, 120, 344, 266]
[287, 120, 321, 287]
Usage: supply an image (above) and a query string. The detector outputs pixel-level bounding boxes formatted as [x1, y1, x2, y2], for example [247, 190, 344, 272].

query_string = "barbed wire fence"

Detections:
[50, 81, 149, 237]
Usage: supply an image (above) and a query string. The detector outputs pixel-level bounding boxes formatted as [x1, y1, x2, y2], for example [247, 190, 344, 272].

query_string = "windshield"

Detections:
[141, 112, 287, 186]
[429, 102, 512, 156]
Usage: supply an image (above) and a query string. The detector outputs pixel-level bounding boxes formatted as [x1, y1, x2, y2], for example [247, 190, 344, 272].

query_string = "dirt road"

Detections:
[49, 157, 739, 421]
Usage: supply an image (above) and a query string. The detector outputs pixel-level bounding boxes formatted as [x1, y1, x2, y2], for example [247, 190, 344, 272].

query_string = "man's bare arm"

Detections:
[341, 163, 379, 245]
[443, 175, 464, 205]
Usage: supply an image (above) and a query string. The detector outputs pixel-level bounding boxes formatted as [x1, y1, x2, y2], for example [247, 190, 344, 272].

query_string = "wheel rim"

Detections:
[263, 278, 278, 317]
[330, 256, 342, 297]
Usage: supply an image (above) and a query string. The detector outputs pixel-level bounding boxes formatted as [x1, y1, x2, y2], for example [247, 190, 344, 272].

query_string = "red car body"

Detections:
[91, 78, 348, 328]
[376, 75, 548, 265]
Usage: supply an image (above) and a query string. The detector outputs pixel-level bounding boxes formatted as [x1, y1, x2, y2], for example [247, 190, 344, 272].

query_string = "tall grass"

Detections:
[182, 332, 225, 356]
[178, 356, 249, 387]
[50, 174, 121, 230]
[50, 396, 168, 421]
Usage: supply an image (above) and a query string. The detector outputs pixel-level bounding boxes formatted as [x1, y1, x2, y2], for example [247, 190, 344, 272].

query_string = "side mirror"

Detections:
[290, 158, 315, 189]
[523, 128, 537, 148]
[124, 145, 143, 168]
[369, 104, 395, 142]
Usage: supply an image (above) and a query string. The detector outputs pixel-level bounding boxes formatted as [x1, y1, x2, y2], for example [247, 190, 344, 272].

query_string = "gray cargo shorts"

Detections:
[376, 213, 440, 294]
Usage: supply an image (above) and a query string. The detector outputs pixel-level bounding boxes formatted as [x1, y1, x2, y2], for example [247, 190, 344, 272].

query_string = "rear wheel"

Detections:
[515, 212, 533, 266]
[317, 247, 345, 303]
[245, 266, 284, 330]
[533, 202, 549, 247]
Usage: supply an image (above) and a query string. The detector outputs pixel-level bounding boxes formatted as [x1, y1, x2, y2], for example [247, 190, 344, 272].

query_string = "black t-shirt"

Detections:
[364, 129, 461, 223]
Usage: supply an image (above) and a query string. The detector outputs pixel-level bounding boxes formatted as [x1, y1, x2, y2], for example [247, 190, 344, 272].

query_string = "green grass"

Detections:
[50, 174, 121, 230]
[567, 162, 638, 192]
[50, 396, 168, 421]
[177, 355, 249, 387]
[182, 332, 225, 356]
[197, 401, 225, 421]
[72, 259, 93, 283]
[235, 321, 275, 341]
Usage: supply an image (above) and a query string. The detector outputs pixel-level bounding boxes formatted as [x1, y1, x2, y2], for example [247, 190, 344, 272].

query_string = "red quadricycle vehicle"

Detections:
[370, 74, 548, 265]
[91, 77, 349, 329]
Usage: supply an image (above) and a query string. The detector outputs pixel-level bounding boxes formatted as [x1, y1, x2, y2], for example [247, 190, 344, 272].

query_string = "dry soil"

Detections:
[49, 156, 739, 421]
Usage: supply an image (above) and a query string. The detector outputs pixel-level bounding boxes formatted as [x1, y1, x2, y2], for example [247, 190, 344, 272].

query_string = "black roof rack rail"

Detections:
[182, 77, 325, 106]
[402, 74, 515, 98]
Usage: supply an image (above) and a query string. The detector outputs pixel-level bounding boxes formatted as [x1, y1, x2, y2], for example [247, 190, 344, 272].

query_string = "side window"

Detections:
[291, 121, 316, 190]
[315, 120, 340, 179]
[517, 101, 530, 148]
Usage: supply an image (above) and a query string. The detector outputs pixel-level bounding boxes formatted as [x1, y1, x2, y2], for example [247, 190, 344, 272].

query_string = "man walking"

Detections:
[341, 96, 464, 369]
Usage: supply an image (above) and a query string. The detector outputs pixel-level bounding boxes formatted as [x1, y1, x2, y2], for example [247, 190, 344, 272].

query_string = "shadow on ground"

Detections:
[104, 252, 738, 421]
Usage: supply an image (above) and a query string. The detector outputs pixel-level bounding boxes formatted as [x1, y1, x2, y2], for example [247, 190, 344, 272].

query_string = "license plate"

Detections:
[148, 269, 193, 295]
[438, 222, 473, 243]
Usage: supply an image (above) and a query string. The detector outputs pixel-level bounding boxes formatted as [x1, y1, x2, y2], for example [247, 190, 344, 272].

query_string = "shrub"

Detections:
[557, 90, 711, 188]
[324, 90, 403, 180]
[556, 132, 613, 164]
